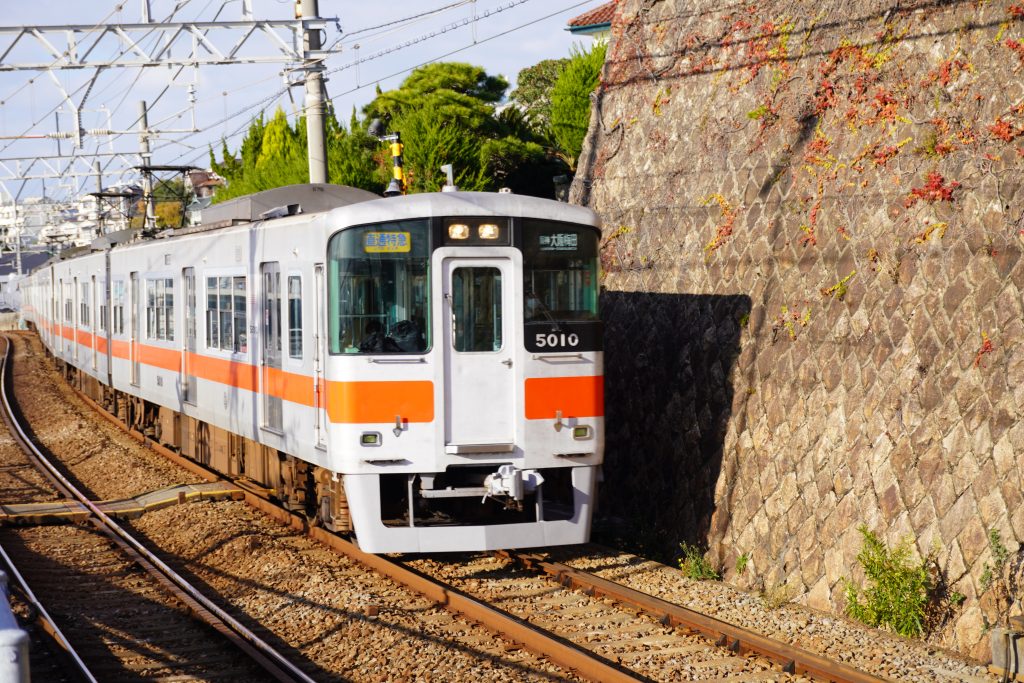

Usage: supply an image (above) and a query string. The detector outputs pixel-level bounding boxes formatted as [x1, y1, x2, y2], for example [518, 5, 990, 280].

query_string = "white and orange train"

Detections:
[18, 184, 604, 553]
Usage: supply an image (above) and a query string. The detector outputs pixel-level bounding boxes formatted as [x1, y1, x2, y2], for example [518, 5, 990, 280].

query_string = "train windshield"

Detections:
[327, 219, 430, 354]
[522, 220, 599, 322]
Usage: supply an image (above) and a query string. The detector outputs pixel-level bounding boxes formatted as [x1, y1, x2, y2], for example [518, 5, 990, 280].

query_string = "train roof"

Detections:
[329, 190, 602, 233]
[24, 185, 601, 275]
[199, 183, 378, 227]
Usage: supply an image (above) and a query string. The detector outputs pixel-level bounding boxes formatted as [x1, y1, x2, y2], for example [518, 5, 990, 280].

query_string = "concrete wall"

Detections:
[576, 0, 1024, 658]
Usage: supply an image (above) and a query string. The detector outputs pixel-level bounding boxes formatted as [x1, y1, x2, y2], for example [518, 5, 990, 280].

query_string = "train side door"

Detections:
[130, 271, 140, 385]
[91, 276, 98, 370]
[105, 255, 113, 386]
[260, 262, 283, 431]
[73, 277, 79, 362]
[313, 263, 326, 449]
[57, 278, 64, 355]
[442, 258, 514, 448]
[50, 266, 56, 348]
[182, 267, 197, 404]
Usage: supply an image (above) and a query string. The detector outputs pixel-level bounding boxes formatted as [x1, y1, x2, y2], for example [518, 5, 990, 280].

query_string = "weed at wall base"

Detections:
[843, 525, 931, 638]
[678, 542, 721, 580]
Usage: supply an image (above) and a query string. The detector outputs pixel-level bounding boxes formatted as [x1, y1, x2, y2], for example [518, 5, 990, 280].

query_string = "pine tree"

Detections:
[390, 107, 488, 193]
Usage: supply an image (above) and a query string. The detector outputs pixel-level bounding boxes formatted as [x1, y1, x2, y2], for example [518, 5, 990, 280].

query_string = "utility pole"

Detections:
[137, 101, 156, 232]
[300, 0, 328, 184]
[12, 203, 21, 277]
[93, 160, 102, 237]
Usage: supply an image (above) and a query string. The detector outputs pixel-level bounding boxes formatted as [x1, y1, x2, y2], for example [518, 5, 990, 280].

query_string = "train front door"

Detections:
[442, 258, 514, 449]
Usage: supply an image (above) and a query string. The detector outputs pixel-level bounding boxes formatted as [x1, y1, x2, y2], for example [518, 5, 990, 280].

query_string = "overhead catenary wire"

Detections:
[0, 1, 196, 159]
[163, 0, 598, 168]
[7, 0, 605, 196]
[0, 2, 127, 115]
[1, 0, 244, 197]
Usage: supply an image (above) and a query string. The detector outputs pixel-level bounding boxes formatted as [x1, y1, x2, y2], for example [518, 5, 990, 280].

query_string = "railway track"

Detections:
[0, 336, 315, 683]
[4, 330, 946, 682]
[401, 552, 889, 682]
[37, 340, 887, 682]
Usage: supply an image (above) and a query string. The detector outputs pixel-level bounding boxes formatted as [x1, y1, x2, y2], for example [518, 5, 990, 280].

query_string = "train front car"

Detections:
[324, 192, 603, 553]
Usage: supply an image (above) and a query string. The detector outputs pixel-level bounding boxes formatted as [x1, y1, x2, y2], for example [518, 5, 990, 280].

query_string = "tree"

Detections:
[550, 42, 607, 170]
[510, 58, 569, 133]
[389, 107, 487, 193]
[207, 57, 590, 200]
[366, 62, 507, 131]
[481, 106, 569, 198]
[363, 63, 509, 192]
[154, 201, 182, 228]
[327, 108, 379, 190]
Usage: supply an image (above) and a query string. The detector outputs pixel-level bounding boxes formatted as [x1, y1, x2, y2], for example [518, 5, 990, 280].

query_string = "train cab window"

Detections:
[146, 278, 175, 341]
[522, 220, 601, 352]
[206, 276, 247, 353]
[327, 219, 430, 354]
[287, 275, 302, 359]
[522, 221, 599, 322]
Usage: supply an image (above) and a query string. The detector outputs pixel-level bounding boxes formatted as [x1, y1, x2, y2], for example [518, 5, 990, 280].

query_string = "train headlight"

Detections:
[448, 223, 470, 240]
[478, 223, 501, 240]
[360, 432, 382, 446]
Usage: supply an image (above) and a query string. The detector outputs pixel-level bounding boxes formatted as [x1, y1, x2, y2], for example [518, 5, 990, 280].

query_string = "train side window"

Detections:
[146, 278, 175, 341]
[206, 275, 247, 353]
[80, 281, 90, 328]
[112, 280, 126, 334]
[64, 282, 73, 322]
[99, 279, 107, 332]
[288, 275, 302, 359]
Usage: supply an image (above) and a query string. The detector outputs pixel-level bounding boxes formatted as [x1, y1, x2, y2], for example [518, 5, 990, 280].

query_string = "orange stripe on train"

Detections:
[263, 367, 315, 407]
[524, 375, 604, 420]
[326, 380, 433, 424]
[186, 352, 258, 393]
[139, 343, 182, 372]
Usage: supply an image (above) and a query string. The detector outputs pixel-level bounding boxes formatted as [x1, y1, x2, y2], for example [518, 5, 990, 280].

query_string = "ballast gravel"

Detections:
[130, 501, 578, 682]
[7, 332, 1002, 682]
[10, 333, 206, 499]
[550, 547, 997, 683]
[9, 333, 576, 681]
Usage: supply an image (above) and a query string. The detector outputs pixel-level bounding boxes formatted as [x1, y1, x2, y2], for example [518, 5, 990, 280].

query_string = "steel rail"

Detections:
[0, 338, 97, 683]
[55, 334, 883, 683]
[65, 370, 645, 682]
[503, 551, 888, 683]
[0, 335, 317, 683]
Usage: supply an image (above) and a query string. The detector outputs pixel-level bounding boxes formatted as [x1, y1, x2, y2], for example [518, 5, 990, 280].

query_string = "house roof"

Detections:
[567, 1, 616, 31]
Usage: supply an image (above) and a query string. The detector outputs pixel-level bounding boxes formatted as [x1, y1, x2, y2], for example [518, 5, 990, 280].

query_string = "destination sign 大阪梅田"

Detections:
[538, 233, 578, 252]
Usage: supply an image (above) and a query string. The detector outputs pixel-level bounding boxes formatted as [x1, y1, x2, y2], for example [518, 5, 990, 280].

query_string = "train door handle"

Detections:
[501, 359, 513, 367]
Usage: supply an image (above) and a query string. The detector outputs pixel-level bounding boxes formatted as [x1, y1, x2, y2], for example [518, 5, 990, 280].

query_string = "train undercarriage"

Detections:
[50, 352, 353, 535]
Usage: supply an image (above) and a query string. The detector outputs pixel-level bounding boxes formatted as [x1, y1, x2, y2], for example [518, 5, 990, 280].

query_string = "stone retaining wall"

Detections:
[575, 0, 1024, 658]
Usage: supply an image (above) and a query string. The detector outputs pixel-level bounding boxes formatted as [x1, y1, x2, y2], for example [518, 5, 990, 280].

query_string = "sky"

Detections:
[0, 0, 607, 201]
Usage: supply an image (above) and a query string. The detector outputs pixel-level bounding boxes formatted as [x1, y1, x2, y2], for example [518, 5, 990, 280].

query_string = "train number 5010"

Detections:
[534, 332, 580, 348]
